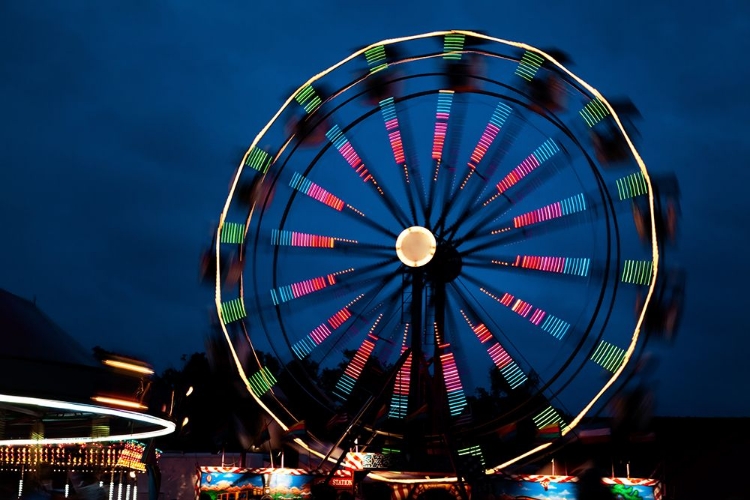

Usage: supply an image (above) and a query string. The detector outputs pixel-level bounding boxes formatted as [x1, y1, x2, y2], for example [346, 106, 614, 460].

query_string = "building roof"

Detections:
[0, 287, 97, 366]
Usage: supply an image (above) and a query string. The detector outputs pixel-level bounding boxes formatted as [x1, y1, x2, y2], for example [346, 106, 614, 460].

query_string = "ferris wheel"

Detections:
[210, 30, 661, 475]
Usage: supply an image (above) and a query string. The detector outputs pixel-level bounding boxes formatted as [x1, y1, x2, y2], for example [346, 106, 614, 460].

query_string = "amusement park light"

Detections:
[102, 359, 154, 376]
[367, 472, 460, 484]
[395, 226, 437, 267]
[92, 396, 148, 411]
[0, 394, 175, 445]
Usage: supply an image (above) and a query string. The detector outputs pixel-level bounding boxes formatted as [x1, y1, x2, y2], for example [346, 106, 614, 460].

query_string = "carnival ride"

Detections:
[0, 288, 174, 497]
[209, 30, 680, 481]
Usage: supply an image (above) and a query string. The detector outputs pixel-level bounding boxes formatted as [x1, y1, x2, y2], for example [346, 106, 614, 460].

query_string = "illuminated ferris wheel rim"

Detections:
[214, 29, 660, 473]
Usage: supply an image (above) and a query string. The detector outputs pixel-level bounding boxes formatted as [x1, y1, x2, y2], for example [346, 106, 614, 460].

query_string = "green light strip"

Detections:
[220, 298, 246, 324]
[533, 406, 565, 430]
[621, 259, 653, 285]
[244, 148, 272, 174]
[616, 171, 649, 200]
[443, 33, 465, 60]
[457, 445, 485, 466]
[220, 222, 245, 244]
[515, 51, 544, 81]
[365, 45, 388, 72]
[295, 85, 322, 114]
[579, 98, 610, 127]
[248, 366, 277, 397]
[590, 340, 626, 373]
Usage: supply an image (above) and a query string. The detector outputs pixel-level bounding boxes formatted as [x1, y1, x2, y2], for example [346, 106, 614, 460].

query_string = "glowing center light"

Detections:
[395, 226, 437, 267]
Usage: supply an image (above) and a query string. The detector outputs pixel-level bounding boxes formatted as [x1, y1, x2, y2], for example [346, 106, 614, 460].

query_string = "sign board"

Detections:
[471, 474, 662, 500]
[196, 467, 354, 500]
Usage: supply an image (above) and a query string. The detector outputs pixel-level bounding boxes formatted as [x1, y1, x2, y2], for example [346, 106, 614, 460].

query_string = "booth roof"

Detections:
[0, 287, 97, 367]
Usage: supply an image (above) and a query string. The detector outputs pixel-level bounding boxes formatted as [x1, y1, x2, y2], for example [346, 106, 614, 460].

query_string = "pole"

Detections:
[317, 348, 412, 473]
[18, 465, 24, 499]
[408, 270, 424, 415]
[109, 471, 114, 500]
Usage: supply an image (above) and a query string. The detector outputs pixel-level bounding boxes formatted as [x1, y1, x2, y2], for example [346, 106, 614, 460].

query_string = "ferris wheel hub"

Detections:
[395, 226, 437, 267]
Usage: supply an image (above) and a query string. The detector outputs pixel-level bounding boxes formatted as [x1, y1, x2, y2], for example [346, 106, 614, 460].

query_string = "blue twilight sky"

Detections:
[1, 1, 748, 417]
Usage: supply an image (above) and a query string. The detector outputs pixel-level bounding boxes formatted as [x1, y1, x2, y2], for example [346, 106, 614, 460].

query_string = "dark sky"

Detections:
[1, 1, 748, 417]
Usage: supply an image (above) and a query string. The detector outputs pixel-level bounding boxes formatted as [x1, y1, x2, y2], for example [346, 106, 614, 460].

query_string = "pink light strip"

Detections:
[393, 347, 412, 396]
[487, 343, 512, 369]
[496, 154, 541, 193]
[298, 294, 364, 352]
[516, 255, 565, 273]
[310, 324, 332, 344]
[388, 130, 405, 165]
[328, 308, 352, 329]
[468, 123, 500, 170]
[289, 172, 345, 211]
[473, 324, 492, 343]
[343, 334, 377, 379]
[432, 124, 448, 160]
[295, 232, 330, 247]
[379, 98, 409, 181]
[327, 126, 373, 183]
[513, 201, 563, 228]
[440, 353, 463, 392]
[432, 92, 454, 161]
[481, 287, 549, 329]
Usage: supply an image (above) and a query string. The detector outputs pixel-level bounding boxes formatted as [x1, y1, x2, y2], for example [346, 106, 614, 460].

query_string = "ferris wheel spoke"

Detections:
[434, 94, 469, 233]
[378, 97, 419, 225]
[288, 171, 396, 238]
[288, 291, 409, 367]
[458, 308, 529, 391]
[481, 138, 562, 206]
[460, 192, 589, 256]
[325, 124, 412, 228]
[331, 313, 385, 400]
[469, 112, 526, 197]
[392, 99, 430, 220]
[289, 293, 364, 360]
[464, 254, 592, 280]
[292, 82, 411, 228]
[462, 257, 603, 314]
[438, 115, 524, 242]
[435, 334, 471, 419]
[269, 257, 398, 306]
[433, 101, 514, 235]
[320, 282, 410, 405]
[426, 90, 456, 226]
[477, 285, 572, 341]
[269, 229, 393, 258]
[445, 137, 565, 244]
[285, 279, 404, 378]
